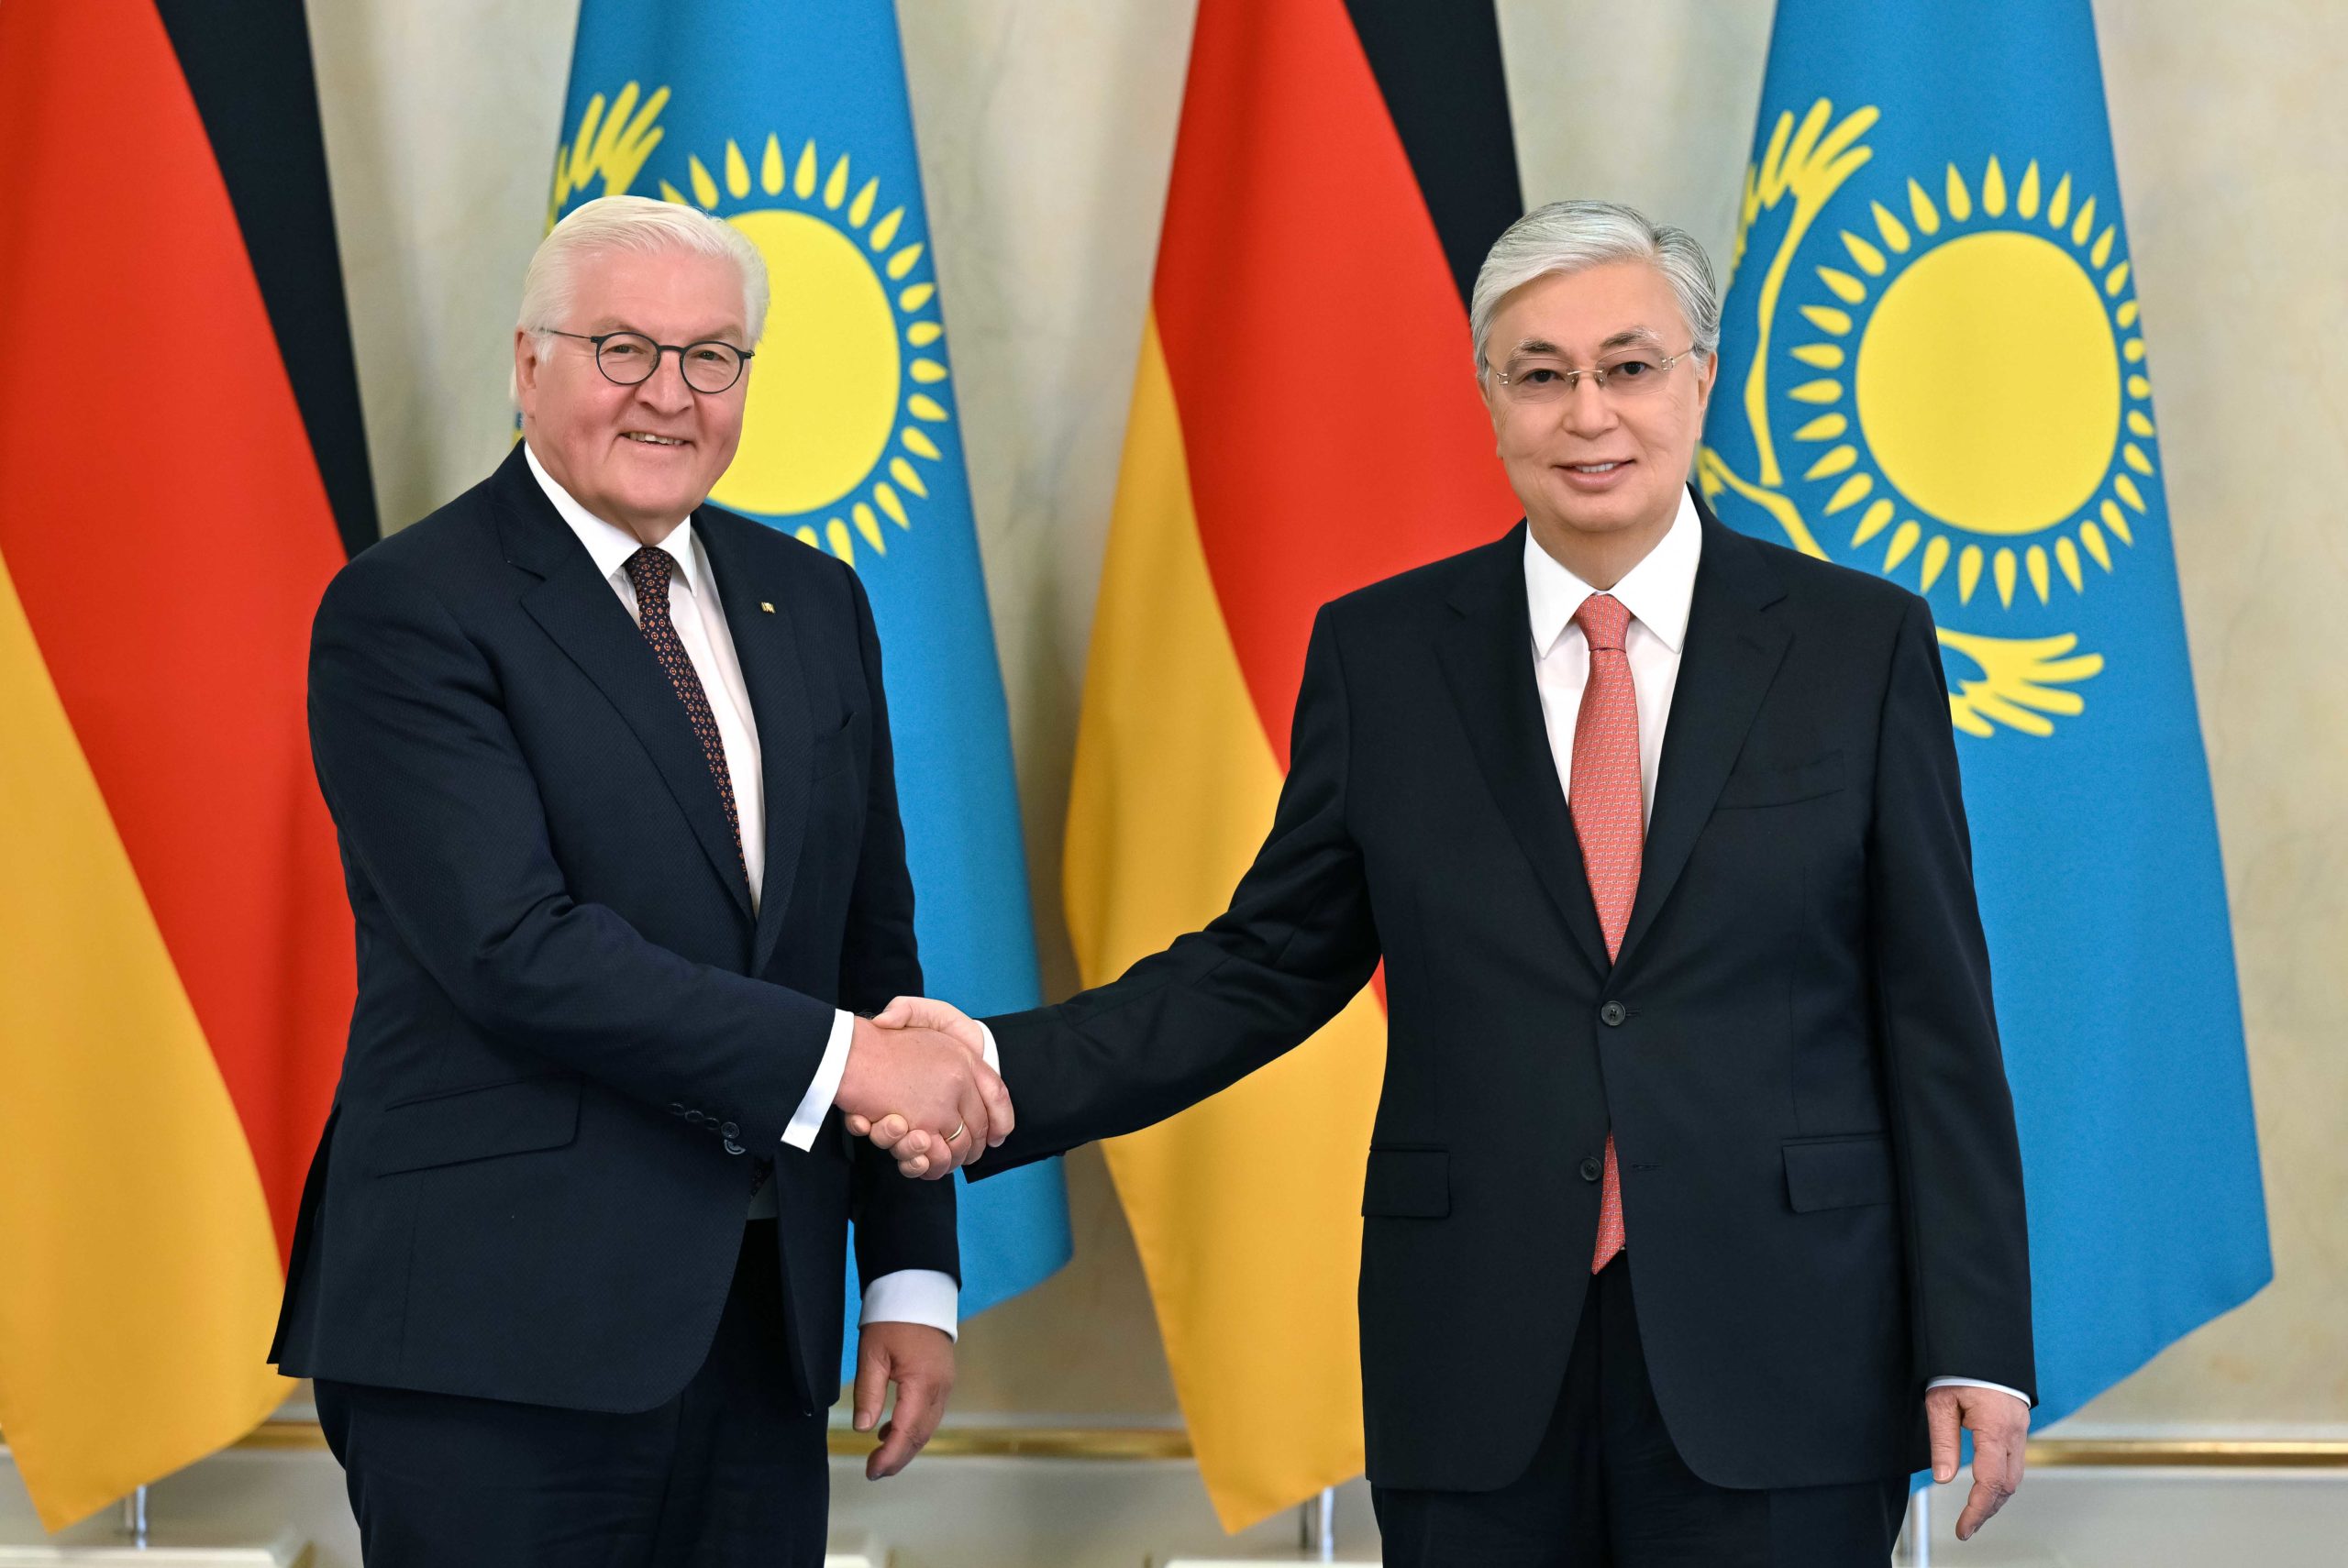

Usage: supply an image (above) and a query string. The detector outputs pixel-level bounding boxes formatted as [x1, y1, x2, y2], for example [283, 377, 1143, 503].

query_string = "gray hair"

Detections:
[514, 194, 770, 400]
[1469, 200, 1720, 381]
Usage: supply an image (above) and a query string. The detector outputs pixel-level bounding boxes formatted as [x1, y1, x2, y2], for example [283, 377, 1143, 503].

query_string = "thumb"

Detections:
[1927, 1392, 1962, 1484]
[873, 997, 914, 1028]
[852, 1339, 891, 1432]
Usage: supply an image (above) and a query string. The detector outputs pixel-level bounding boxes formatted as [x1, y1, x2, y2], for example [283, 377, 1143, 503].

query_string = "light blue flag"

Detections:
[548, 0, 1072, 1373]
[1700, 0, 2270, 1431]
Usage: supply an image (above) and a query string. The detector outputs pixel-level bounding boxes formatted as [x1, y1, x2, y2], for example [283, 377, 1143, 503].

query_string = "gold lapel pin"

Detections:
[759, 601, 774, 613]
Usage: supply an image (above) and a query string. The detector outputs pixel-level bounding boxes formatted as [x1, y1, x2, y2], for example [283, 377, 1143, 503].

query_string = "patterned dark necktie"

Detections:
[623, 546, 746, 880]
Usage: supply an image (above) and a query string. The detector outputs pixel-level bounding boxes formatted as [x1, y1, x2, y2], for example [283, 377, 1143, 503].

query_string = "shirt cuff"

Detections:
[781, 1009, 857, 1152]
[859, 1268, 959, 1339]
[977, 1020, 1000, 1075]
[1928, 1376, 2032, 1408]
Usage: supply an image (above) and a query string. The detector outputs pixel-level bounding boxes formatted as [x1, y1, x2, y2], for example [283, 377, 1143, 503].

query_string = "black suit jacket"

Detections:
[977, 495, 2033, 1493]
[271, 445, 953, 1414]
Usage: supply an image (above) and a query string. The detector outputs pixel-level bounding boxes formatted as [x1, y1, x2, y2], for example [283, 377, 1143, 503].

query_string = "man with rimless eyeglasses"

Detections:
[863, 200, 2035, 1564]
[271, 194, 1013, 1565]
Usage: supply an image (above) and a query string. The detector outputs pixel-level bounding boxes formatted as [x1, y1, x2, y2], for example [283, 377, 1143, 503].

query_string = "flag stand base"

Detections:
[0, 1527, 307, 1566]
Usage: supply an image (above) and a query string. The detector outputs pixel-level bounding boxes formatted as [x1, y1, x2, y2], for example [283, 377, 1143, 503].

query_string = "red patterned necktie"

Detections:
[1569, 591, 1641, 1274]
[624, 546, 746, 880]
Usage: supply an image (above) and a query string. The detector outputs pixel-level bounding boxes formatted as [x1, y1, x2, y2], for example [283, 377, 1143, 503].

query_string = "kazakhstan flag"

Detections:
[1700, 0, 2269, 1427]
[548, 0, 1072, 1362]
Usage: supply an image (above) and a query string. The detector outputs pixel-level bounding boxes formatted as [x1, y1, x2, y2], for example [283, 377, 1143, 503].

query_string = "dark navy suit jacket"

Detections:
[975, 497, 2033, 1493]
[271, 444, 953, 1414]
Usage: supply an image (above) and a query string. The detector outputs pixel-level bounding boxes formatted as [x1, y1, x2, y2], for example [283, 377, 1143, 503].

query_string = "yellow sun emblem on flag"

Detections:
[1700, 101, 2159, 738]
[549, 83, 951, 566]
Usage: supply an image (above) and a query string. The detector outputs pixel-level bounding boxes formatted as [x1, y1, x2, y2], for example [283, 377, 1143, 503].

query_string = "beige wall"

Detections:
[308, 0, 2347, 1431]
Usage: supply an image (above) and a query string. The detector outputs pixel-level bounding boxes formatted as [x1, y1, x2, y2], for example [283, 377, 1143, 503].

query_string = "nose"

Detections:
[635, 349, 697, 413]
[1558, 374, 1619, 437]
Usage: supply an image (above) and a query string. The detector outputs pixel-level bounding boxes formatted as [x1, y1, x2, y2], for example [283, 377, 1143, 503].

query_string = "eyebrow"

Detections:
[582, 316, 749, 343]
[1508, 326, 1668, 359]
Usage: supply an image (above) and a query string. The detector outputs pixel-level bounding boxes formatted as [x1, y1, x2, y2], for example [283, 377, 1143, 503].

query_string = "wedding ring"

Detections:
[945, 1121, 967, 1144]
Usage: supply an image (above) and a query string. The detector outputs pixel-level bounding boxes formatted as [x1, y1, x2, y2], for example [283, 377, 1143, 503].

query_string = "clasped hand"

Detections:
[836, 997, 1006, 1179]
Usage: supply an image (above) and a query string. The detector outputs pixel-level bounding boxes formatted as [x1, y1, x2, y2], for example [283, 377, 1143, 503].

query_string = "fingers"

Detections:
[878, 995, 987, 1056]
[851, 1338, 890, 1435]
[858, 1113, 910, 1151]
[1955, 1417, 2024, 1540]
[869, 1367, 949, 1480]
[974, 1060, 1014, 1147]
[1955, 1466, 2015, 1540]
[1925, 1388, 1962, 1484]
[952, 1080, 990, 1167]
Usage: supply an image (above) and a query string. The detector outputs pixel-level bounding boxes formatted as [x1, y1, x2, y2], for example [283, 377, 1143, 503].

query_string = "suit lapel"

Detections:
[694, 512, 813, 977]
[1613, 503, 1791, 972]
[493, 450, 754, 921]
[1438, 526, 1611, 979]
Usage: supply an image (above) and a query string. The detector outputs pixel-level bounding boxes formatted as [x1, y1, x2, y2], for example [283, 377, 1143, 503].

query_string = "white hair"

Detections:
[513, 194, 769, 401]
[1469, 200, 1720, 381]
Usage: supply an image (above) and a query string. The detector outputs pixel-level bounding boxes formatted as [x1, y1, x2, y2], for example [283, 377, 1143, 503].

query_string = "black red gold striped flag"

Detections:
[0, 0, 370, 1528]
[1065, 0, 1521, 1529]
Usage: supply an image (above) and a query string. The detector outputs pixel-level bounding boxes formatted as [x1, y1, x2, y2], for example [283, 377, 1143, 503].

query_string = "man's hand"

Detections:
[1926, 1383, 2029, 1540]
[835, 1015, 1009, 1178]
[845, 997, 1002, 1178]
[852, 1321, 954, 1479]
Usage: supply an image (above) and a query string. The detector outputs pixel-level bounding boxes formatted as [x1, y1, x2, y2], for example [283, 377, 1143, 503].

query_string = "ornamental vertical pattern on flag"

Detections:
[1066, 0, 1521, 1529]
[0, 0, 369, 1529]
[1699, 0, 2270, 1430]
[548, 0, 1071, 1357]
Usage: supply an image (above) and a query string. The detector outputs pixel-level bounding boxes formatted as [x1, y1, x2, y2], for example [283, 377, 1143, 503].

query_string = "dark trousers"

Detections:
[315, 1220, 826, 1568]
[1374, 1257, 1908, 1567]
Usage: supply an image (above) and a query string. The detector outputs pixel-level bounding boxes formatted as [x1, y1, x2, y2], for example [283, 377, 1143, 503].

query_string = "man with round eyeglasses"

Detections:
[272, 193, 1012, 1566]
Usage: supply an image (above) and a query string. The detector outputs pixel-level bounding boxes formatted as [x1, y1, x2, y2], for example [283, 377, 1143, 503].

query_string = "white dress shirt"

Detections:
[1521, 488, 2024, 1409]
[525, 443, 956, 1339]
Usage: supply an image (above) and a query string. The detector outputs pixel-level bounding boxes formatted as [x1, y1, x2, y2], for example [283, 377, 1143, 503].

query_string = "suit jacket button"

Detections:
[1579, 1156, 1602, 1182]
[669, 1103, 687, 1116]
[1600, 1001, 1627, 1027]
[685, 1110, 704, 1124]
[721, 1121, 740, 1140]
[724, 1139, 746, 1155]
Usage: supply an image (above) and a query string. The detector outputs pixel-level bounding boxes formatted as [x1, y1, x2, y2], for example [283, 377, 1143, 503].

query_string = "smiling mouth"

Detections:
[1563, 460, 1630, 474]
[623, 432, 687, 447]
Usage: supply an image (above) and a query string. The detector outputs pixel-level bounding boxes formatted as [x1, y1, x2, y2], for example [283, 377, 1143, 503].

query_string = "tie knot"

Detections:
[1574, 592, 1631, 653]
[625, 546, 678, 597]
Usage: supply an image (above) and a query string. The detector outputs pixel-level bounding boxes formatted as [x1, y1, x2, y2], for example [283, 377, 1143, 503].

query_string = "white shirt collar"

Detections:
[1523, 486, 1702, 657]
[524, 439, 708, 601]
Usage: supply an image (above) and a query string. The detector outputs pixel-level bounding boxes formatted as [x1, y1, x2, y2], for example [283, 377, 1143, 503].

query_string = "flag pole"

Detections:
[1295, 1487, 1337, 1560]
[119, 1485, 150, 1548]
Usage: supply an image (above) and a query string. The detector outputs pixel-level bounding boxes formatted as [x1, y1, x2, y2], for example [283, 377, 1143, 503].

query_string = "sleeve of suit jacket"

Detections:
[832, 564, 959, 1285]
[975, 606, 1384, 1174]
[1872, 595, 2037, 1400]
[307, 547, 836, 1153]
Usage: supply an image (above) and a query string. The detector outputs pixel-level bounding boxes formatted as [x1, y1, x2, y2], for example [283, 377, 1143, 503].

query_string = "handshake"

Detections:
[834, 997, 1010, 1179]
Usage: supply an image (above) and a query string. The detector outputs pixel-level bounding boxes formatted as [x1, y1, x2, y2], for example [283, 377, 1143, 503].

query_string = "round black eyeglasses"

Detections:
[539, 328, 753, 393]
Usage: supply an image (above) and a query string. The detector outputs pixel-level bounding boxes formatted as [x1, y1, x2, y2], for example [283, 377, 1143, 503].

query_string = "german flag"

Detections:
[0, 0, 370, 1529]
[1064, 0, 1521, 1529]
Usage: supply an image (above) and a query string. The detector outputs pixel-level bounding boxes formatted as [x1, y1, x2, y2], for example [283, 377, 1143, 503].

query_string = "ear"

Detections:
[1692, 348, 1720, 413]
[514, 328, 544, 410]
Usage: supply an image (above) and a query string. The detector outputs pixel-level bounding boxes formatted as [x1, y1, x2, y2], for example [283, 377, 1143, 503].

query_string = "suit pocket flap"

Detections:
[1718, 750, 1844, 809]
[1362, 1148, 1449, 1218]
[371, 1076, 582, 1176]
[1783, 1135, 1896, 1212]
